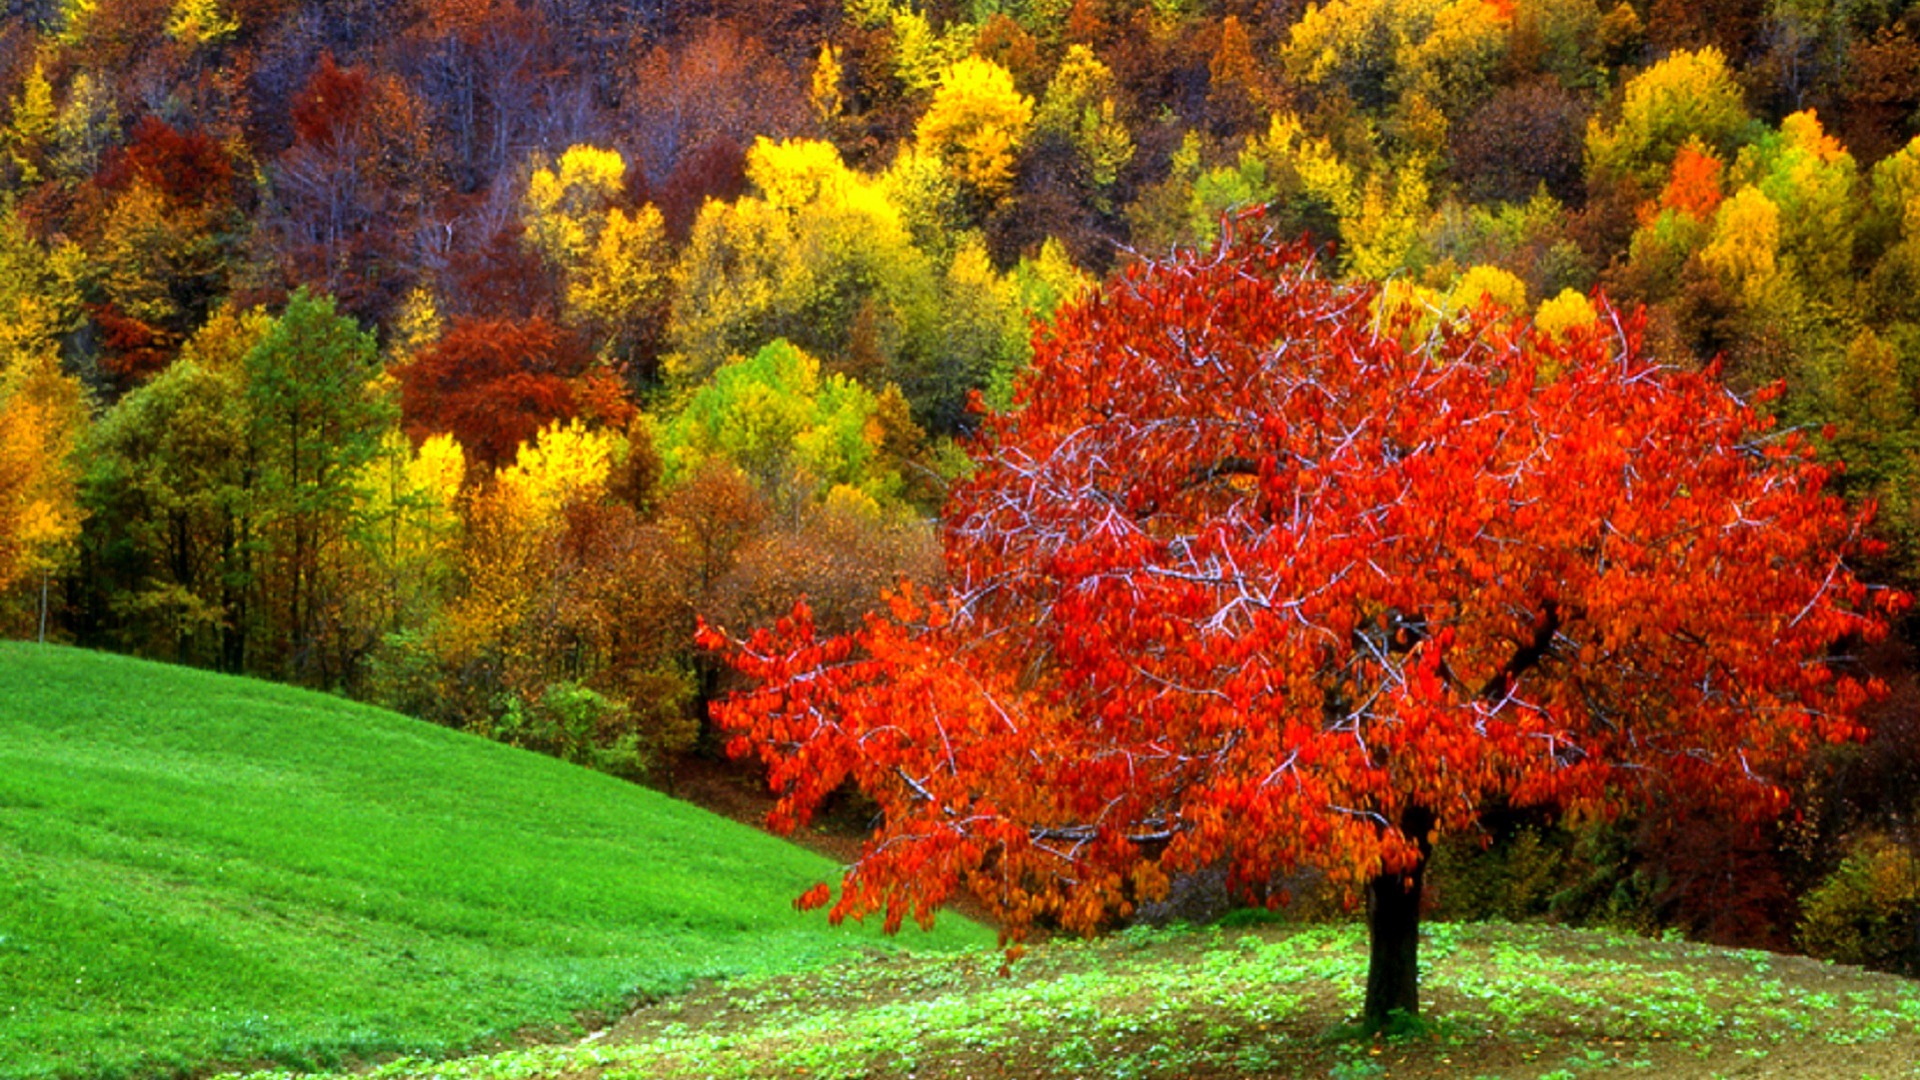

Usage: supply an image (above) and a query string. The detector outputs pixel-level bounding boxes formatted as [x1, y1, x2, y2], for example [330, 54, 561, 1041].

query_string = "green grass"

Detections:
[0, 644, 989, 1080]
[219, 920, 1920, 1080]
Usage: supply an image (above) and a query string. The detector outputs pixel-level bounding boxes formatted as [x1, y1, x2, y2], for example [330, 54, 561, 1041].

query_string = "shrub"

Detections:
[1798, 833, 1920, 976]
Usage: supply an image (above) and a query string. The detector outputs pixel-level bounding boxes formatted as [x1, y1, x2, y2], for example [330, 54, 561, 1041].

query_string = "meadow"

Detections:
[0, 644, 987, 1079]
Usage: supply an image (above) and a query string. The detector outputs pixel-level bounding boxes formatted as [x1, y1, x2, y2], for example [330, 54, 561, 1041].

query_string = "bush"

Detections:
[1798, 833, 1920, 976]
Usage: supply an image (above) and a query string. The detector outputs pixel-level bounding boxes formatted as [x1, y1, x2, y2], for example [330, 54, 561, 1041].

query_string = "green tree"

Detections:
[656, 339, 905, 512]
[81, 355, 252, 665]
[243, 288, 393, 683]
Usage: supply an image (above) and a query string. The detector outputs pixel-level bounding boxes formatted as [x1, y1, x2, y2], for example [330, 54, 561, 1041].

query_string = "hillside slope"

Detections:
[0, 644, 987, 1079]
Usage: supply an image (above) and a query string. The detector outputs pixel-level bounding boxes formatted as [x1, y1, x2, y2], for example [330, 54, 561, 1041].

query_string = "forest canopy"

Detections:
[6, 0, 1920, 978]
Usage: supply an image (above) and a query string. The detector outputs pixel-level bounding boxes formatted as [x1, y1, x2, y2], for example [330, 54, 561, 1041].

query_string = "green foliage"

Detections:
[656, 339, 903, 507]
[1798, 833, 1920, 976]
[243, 288, 394, 680]
[486, 679, 651, 781]
[80, 356, 252, 664]
[0, 644, 988, 1079]
[1731, 111, 1859, 301]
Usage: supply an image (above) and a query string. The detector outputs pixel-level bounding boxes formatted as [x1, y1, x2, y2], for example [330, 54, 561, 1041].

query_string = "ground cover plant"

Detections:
[214, 919, 1920, 1080]
[0, 643, 989, 1080]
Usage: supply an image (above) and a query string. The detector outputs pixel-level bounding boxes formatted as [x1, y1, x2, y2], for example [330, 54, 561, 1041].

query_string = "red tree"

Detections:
[704, 232, 1902, 1027]
[396, 315, 591, 470]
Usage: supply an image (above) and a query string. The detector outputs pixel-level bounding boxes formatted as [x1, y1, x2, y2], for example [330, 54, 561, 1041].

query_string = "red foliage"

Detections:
[705, 231, 1901, 1016]
[656, 135, 747, 242]
[396, 315, 592, 469]
[91, 301, 174, 385]
[98, 115, 236, 208]
[438, 220, 559, 320]
[291, 51, 371, 150]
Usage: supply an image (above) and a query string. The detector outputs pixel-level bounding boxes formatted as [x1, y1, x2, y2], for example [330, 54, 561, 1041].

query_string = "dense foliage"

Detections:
[705, 234, 1900, 1023]
[6, 0, 1920, 976]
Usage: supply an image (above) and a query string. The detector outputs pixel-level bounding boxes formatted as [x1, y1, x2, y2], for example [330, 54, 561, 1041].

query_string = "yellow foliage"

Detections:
[1448, 264, 1527, 313]
[916, 56, 1034, 200]
[1699, 185, 1785, 307]
[177, 304, 273, 373]
[0, 357, 87, 591]
[165, 0, 239, 48]
[1585, 47, 1748, 189]
[1285, 0, 1507, 111]
[1871, 135, 1920, 239]
[1259, 113, 1359, 218]
[1035, 46, 1133, 197]
[811, 42, 845, 124]
[524, 145, 628, 271]
[497, 418, 623, 523]
[569, 203, 670, 346]
[891, 10, 977, 93]
[1343, 165, 1430, 280]
[1533, 288, 1598, 340]
[388, 285, 444, 365]
[5, 61, 55, 184]
[349, 430, 465, 618]
[1733, 110, 1857, 295]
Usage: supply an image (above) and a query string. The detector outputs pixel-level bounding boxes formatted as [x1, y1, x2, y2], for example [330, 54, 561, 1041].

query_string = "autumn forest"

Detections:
[4, 0, 1920, 981]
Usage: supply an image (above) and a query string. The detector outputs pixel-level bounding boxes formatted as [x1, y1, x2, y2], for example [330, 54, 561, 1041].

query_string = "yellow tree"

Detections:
[916, 56, 1035, 202]
[523, 145, 628, 273]
[344, 430, 465, 642]
[666, 138, 948, 424]
[1730, 111, 1857, 305]
[1585, 47, 1751, 192]
[524, 145, 672, 372]
[0, 355, 87, 637]
[1034, 45, 1134, 207]
[4, 61, 55, 185]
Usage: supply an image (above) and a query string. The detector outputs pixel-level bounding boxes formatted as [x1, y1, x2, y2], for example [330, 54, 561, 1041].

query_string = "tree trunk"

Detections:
[1363, 805, 1435, 1030]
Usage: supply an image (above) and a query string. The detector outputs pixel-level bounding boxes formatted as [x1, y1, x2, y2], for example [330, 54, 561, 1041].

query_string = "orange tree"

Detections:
[701, 232, 1901, 1029]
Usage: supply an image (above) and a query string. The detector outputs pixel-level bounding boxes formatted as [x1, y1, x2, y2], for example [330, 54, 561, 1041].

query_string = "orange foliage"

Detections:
[1641, 139, 1725, 226]
[706, 233, 1901, 1013]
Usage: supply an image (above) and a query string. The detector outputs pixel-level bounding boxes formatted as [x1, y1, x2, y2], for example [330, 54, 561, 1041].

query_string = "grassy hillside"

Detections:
[220, 920, 1920, 1080]
[0, 644, 988, 1080]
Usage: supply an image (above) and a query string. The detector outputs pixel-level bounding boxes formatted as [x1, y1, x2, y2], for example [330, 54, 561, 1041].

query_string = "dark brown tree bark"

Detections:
[1364, 804, 1435, 1030]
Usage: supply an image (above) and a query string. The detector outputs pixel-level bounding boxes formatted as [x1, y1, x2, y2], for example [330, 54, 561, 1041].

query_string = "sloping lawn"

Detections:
[0, 644, 988, 1079]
